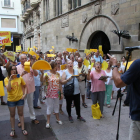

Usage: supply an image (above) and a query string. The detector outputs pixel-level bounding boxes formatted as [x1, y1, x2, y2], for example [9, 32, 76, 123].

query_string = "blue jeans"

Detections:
[7, 99, 24, 107]
[33, 86, 40, 107]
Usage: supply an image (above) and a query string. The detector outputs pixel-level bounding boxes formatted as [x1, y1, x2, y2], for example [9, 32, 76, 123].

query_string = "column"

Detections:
[76, 0, 79, 7]
[72, 0, 74, 10]
[56, 0, 58, 16]
[59, 0, 62, 15]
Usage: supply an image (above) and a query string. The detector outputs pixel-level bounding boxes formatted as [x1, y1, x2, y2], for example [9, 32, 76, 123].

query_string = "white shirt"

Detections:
[105, 69, 113, 85]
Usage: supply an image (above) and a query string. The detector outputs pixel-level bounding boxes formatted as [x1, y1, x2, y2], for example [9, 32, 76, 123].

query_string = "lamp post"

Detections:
[112, 30, 131, 44]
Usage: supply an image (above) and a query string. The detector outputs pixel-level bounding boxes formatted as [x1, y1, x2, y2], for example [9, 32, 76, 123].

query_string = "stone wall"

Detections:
[22, 0, 140, 60]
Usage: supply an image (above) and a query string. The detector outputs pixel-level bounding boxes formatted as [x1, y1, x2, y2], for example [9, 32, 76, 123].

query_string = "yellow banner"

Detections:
[0, 31, 11, 46]
[16, 46, 21, 52]
[0, 81, 5, 96]
[90, 49, 97, 52]
[4, 51, 15, 62]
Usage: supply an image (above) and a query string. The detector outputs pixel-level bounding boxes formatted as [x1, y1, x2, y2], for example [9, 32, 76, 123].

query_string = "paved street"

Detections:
[0, 88, 130, 140]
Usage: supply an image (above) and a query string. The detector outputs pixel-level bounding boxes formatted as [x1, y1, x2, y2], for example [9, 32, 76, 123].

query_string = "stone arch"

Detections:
[79, 15, 123, 53]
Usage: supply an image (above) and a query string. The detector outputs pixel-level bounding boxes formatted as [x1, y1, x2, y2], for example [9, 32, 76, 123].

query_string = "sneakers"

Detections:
[69, 116, 74, 123]
[56, 120, 63, 125]
[46, 123, 50, 128]
[77, 117, 86, 122]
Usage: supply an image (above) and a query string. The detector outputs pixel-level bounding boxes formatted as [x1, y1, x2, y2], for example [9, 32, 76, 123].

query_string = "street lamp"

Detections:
[112, 30, 131, 44]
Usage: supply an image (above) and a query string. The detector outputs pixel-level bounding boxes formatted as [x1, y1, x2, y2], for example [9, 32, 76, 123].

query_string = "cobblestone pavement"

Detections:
[0, 88, 130, 140]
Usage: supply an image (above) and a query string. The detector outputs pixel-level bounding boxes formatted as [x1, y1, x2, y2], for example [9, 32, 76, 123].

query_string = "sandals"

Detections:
[82, 103, 87, 108]
[22, 129, 28, 135]
[32, 119, 39, 124]
[34, 106, 41, 109]
[10, 129, 15, 137]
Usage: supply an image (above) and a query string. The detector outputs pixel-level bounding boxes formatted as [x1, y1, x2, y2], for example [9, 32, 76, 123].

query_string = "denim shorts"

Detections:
[7, 99, 24, 107]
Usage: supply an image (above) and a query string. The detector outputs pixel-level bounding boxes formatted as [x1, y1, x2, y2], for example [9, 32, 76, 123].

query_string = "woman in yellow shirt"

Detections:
[4, 65, 27, 137]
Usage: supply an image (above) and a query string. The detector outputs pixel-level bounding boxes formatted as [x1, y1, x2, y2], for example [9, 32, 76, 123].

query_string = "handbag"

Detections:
[91, 103, 102, 119]
[64, 70, 75, 96]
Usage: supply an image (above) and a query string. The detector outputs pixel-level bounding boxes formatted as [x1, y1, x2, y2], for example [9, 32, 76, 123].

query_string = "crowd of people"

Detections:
[0, 49, 129, 137]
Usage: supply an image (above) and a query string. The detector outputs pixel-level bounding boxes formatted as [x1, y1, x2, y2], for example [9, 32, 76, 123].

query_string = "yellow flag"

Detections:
[0, 81, 5, 96]
[29, 50, 39, 60]
[60, 64, 67, 70]
[27, 47, 30, 52]
[99, 45, 102, 51]
[90, 49, 97, 52]
[84, 59, 90, 67]
[66, 48, 72, 53]
[84, 49, 90, 54]
[90, 63, 94, 70]
[16, 46, 21, 52]
[49, 49, 53, 52]
[4, 51, 15, 62]
[99, 51, 103, 57]
[2, 44, 5, 50]
[101, 61, 108, 70]
[22, 51, 28, 54]
[47, 54, 56, 57]
[52, 46, 54, 49]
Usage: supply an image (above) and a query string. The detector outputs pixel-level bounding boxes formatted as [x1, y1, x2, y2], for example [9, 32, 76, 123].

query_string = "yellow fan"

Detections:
[24, 62, 30, 73]
[101, 61, 108, 70]
[32, 60, 52, 70]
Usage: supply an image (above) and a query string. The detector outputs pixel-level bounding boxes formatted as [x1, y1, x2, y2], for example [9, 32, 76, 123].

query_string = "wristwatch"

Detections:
[112, 65, 118, 70]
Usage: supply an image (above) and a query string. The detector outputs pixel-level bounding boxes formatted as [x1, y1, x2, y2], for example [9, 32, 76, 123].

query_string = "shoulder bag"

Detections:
[64, 70, 75, 96]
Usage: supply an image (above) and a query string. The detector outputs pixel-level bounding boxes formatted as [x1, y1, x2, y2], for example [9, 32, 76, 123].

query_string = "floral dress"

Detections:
[44, 72, 60, 98]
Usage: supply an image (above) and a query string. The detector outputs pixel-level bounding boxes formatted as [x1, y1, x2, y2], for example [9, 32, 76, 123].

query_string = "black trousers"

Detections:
[65, 93, 81, 117]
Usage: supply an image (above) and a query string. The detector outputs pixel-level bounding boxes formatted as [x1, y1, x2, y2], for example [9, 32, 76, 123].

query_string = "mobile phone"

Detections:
[12, 74, 20, 79]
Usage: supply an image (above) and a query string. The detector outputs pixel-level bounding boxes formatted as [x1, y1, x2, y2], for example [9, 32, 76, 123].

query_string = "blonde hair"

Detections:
[95, 62, 101, 66]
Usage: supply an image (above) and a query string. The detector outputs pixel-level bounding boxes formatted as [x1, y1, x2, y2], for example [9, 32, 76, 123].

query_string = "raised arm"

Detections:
[107, 54, 126, 88]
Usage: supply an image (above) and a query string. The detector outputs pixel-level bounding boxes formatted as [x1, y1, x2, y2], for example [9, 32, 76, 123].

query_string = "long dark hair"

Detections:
[7, 64, 18, 78]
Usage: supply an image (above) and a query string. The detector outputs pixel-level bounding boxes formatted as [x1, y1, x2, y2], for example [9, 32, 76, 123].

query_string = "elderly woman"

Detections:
[87, 62, 107, 117]
[40, 61, 63, 128]
[61, 60, 85, 123]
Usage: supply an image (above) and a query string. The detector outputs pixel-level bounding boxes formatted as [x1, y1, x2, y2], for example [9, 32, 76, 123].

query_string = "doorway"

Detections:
[89, 31, 111, 54]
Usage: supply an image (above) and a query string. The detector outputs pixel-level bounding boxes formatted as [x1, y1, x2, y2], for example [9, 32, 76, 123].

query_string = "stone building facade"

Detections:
[21, 0, 140, 59]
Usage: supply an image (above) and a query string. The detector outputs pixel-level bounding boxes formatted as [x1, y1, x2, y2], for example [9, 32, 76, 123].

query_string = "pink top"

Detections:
[46, 72, 60, 98]
[90, 70, 106, 93]
[16, 64, 35, 94]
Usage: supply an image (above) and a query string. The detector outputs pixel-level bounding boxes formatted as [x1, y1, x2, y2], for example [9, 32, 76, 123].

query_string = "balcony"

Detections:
[20, 15, 25, 22]
[21, 0, 25, 4]
[30, 0, 41, 8]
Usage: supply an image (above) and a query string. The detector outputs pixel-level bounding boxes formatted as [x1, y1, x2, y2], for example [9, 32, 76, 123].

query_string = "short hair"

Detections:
[19, 54, 26, 60]
[121, 56, 126, 60]
[95, 61, 101, 66]
[50, 61, 57, 69]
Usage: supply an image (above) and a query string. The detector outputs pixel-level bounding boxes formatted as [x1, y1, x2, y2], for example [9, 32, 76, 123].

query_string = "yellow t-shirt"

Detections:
[4, 76, 26, 102]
